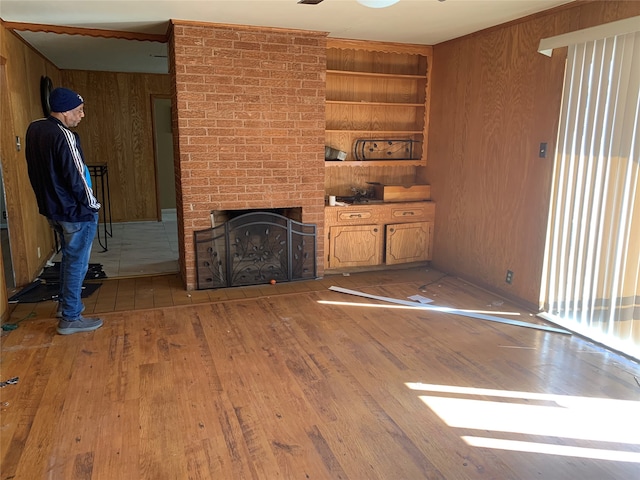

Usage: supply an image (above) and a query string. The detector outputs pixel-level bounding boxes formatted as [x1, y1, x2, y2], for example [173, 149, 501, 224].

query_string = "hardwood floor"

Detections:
[1, 268, 639, 479]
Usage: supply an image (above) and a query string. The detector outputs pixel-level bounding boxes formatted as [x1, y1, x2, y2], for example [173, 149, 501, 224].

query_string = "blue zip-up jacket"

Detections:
[25, 116, 100, 222]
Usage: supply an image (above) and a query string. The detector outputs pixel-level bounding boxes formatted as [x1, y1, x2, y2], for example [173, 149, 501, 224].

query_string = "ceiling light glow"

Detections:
[356, 0, 401, 8]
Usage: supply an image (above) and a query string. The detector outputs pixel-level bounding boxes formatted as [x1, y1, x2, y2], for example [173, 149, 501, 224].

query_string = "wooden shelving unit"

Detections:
[324, 38, 432, 169]
[323, 39, 436, 273]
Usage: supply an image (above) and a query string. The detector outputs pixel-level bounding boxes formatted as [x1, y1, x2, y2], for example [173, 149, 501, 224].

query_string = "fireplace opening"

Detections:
[212, 207, 303, 225]
[195, 209, 317, 289]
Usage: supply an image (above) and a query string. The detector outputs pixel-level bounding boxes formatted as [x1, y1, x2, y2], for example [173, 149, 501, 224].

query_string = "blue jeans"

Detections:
[48, 213, 98, 321]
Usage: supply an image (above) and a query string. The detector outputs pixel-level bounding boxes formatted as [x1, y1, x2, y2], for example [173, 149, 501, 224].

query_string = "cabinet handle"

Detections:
[350, 214, 362, 218]
[388, 228, 394, 233]
[402, 211, 415, 216]
[374, 228, 378, 232]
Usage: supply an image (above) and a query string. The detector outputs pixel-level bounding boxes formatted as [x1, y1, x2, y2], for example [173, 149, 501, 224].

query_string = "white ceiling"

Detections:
[1, 0, 575, 74]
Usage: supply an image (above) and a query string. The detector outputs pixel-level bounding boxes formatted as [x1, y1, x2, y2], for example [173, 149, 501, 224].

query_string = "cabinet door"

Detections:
[385, 221, 433, 265]
[328, 225, 382, 268]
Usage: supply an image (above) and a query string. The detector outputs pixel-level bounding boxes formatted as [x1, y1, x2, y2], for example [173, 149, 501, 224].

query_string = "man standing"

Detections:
[25, 87, 103, 335]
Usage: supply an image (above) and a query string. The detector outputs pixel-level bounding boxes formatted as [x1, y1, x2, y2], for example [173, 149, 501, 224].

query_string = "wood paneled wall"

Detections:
[61, 70, 171, 222]
[425, 1, 640, 307]
[0, 25, 62, 292]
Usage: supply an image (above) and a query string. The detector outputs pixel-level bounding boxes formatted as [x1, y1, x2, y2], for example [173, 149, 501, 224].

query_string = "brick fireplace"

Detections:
[169, 21, 327, 290]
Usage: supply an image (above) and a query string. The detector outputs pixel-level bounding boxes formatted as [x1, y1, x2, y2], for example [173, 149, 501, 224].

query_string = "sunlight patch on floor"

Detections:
[406, 382, 640, 462]
[318, 299, 522, 316]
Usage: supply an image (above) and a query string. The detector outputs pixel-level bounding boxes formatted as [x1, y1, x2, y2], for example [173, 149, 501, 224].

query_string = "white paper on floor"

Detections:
[407, 294, 433, 304]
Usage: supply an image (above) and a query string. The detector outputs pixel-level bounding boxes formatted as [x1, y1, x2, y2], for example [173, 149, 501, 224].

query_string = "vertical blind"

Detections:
[540, 29, 640, 360]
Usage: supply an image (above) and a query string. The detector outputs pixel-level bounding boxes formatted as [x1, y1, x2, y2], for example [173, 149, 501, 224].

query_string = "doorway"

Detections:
[152, 96, 176, 221]
[86, 95, 178, 278]
[50, 95, 180, 279]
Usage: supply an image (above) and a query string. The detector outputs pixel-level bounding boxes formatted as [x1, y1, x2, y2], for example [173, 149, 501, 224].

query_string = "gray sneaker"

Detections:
[57, 317, 103, 335]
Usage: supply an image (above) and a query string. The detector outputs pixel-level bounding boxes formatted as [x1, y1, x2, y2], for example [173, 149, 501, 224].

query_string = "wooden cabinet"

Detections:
[325, 202, 435, 271]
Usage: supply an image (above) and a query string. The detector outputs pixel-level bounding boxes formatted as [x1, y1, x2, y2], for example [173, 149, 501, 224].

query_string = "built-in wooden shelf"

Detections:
[325, 129, 424, 135]
[326, 100, 425, 107]
[325, 160, 425, 167]
[326, 69, 425, 80]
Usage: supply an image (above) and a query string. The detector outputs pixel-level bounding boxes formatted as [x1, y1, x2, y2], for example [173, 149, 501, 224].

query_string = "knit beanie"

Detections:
[49, 88, 84, 113]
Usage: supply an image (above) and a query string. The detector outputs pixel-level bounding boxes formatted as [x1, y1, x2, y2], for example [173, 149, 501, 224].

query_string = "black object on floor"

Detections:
[39, 262, 107, 281]
[8, 280, 102, 303]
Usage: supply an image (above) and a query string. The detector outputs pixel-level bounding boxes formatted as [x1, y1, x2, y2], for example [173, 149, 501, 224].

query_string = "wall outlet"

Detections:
[505, 270, 514, 284]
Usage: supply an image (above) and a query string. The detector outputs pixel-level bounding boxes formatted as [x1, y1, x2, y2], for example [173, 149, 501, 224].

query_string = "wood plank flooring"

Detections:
[1, 268, 640, 479]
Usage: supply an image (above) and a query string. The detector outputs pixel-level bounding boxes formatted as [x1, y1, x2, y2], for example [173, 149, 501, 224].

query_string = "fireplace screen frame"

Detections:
[194, 211, 317, 290]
